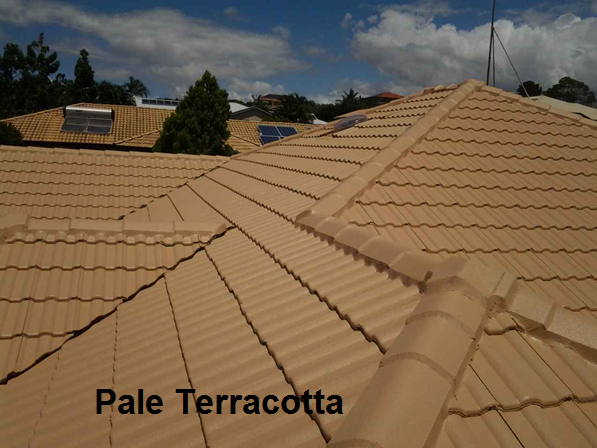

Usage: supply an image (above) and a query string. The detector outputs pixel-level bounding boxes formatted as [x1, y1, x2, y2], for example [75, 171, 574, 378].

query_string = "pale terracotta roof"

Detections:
[226, 119, 316, 146]
[0, 144, 226, 219]
[1, 80, 597, 448]
[3, 106, 320, 153]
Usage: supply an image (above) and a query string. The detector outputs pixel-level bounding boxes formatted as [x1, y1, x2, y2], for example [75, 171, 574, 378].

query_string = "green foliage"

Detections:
[96, 81, 135, 106]
[245, 94, 269, 110]
[0, 34, 150, 118]
[73, 49, 97, 103]
[124, 76, 150, 99]
[0, 33, 61, 118]
[154, 71, 234, 156]
[0, 122, 24, 146]
[545, 77, 596, 106]
[517, 81, 542, 97]
[275, 93, 317, 123]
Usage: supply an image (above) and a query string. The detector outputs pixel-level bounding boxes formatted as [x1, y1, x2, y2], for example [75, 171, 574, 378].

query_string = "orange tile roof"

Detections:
[1, 80, 597, 448]
[3, 106, 319, 153]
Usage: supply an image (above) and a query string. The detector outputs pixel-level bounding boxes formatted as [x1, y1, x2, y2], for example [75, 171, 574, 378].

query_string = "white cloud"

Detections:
[223, 7, 247, 22]
[341, 13, 353, 30]
[226, 79, 285, 102]
[0, 0, 303, 90]
[382, 0, 463, 18]
[302, 45, 327, 58]
[351, 9, 597, 92]
[223, 6, 249, 22]
[272, 25, 290, 40]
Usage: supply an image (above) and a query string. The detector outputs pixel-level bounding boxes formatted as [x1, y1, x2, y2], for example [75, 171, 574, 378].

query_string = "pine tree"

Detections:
[154, 71, 234, 156]
[73, 49, 97, 103]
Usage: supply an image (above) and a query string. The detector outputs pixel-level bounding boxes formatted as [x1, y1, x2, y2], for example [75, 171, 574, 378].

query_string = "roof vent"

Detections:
[333, 114, 368, 132]
[61, 106, 114, 134]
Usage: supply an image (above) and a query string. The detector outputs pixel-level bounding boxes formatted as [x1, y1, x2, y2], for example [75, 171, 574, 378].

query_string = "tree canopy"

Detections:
[545, 77, 596, 106]
[0, 33, 150, 119]
[517, 81, 542, 97]
[0, 122, 24, 146]
[153, 70, 234, 156]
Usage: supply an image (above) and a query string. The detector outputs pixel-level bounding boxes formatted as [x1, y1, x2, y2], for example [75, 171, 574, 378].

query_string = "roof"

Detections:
[226, 119, 315, 145]
[3, 104, 319, 153]
[532, 95, 597, 121]
[229, 102, 249, 113]
[262, 94, 285, 100]
[0, 144, 226, 219]
[1, 79, 597, 448]
[369, 91, 404, 99]
[230, 105, 274, 119]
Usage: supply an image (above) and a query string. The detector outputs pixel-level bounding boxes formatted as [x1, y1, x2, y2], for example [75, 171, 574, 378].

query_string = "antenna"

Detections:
[486, 0, 497, 85]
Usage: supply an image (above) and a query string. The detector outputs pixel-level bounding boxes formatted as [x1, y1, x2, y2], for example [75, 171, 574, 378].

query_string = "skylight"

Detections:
[60, 106, 114, 134]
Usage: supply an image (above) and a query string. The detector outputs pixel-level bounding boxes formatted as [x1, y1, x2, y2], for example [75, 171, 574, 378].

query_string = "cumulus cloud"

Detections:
[351, 9, 597, 92]
[341, 13, 353, 29]
[223, 7, 247, 22]
[302, 45, 327, 58]
[226, 79, 285, 102]
[381, 0, 462, 18]
[0, 0, 303, 92]
[272, 25, 290, 40]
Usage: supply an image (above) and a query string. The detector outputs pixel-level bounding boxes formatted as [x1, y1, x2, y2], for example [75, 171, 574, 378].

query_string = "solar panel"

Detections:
[61, 117, 88, 133]
[87, 118, 113, 134]
[277, 126, 297, 137]
[258, 125, 281, 137]
[60, 117, 113, 134]
[260, 136, 281, 145]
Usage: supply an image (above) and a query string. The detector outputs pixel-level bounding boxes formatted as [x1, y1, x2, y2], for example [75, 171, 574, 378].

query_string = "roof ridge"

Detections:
[478, 85, 597, 131]
[114, 128, 162, 145]
[295, 79, 483, 225]
[306, 218, 597, 447]
[0, 213, 228, 242]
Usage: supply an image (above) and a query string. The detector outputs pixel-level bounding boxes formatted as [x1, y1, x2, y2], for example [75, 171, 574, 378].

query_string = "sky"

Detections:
[0, 0, 596, 103]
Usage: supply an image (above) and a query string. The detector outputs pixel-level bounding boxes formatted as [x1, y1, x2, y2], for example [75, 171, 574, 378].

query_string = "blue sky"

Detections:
[0, 0, 596, 102]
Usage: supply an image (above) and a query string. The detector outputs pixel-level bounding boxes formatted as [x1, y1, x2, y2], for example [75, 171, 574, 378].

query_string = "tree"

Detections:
[275, 93, 317, 123]
[0, 33, 62, 118]
[545, 77, 596, 106]
[73, 49, 97, 103]
[517, 81, 542, 97]
[97, 81, 135, 105]
[153, 70, 234, 156]
[246, 94, 269, 110]
[124, 76, 150, 101]
[0, 122, 24, 146]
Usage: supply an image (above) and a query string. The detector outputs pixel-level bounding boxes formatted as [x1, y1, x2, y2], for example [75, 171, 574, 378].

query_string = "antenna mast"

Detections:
[486, 0, 497, 85]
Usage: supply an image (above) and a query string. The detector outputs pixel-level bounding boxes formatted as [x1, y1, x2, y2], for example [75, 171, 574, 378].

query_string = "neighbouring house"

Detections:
[1, 80, 597, 448]
[261, 93, 285, 108]
[2, 103, 319, 153]
[363, 91, 404, 105]
[230, 105, 275, 121]
[531, 95, 597, 121]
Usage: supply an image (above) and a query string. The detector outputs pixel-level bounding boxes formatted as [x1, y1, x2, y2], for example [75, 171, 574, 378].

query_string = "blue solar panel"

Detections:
[260, 135, 282, 145]
[277, 126, 298, 137]
[258, 125, 281, 137]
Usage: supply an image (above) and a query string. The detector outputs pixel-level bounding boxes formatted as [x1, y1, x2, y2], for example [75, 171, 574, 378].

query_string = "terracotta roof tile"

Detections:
[3, 79, 597, 447]
[3, 106, 321, 153]
[0, 144, 225, 219]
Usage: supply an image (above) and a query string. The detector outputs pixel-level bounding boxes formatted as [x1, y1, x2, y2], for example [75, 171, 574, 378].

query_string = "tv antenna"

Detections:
[485, 0, 529, 97]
